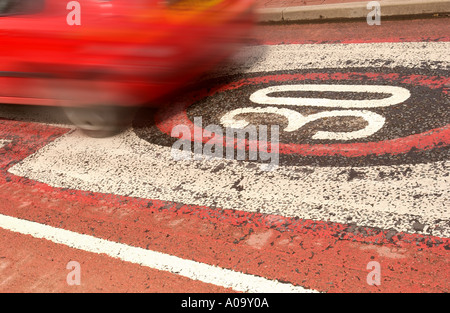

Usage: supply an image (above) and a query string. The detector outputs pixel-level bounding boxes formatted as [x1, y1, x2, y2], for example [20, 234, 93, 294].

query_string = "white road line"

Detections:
[0, 213, 317, 293]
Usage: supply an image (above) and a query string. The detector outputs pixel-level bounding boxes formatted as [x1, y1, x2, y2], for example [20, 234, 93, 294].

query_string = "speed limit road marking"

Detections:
[238, 84, 410, 141]
[8, 41, 450, 238]
[157, 70, 448, 160]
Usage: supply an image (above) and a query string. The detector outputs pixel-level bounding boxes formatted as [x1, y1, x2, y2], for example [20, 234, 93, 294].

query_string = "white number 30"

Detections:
[220, 84, 410, 141]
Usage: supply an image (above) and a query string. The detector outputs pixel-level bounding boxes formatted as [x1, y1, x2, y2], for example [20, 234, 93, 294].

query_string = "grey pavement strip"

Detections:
[257, 0, 450, 22]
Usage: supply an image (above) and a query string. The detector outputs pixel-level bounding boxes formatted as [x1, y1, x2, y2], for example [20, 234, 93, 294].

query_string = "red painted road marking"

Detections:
[155, 72, 450, 157]
[0, 119, 448, 292]
[0, 228, 234, 293]
[253, 18, 450, 45]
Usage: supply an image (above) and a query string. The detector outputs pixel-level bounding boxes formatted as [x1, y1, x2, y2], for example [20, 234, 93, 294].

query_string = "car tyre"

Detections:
[63, 106, 136, 138]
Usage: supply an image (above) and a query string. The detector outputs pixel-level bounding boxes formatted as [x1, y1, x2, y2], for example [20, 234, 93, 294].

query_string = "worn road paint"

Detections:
[10, 42, 449, 237]
[0, 118, 448, 292]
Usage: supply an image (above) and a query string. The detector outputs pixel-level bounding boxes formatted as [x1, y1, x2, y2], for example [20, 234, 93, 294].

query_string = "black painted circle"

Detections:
[133, 67, 449, 167]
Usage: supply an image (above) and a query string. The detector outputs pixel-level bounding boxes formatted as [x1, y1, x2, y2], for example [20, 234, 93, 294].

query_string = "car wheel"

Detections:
[63, 106, 136, 138]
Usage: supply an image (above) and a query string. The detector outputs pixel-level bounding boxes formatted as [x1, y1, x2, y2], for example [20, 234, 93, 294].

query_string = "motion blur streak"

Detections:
[0, 0, 255, 135]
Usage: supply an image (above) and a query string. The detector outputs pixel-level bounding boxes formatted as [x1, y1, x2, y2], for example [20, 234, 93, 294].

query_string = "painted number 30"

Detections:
[220, 84, 411, 141]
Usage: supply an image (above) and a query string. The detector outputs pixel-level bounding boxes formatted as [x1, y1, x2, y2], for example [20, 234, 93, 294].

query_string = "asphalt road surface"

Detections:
[0, 16, 449, 293]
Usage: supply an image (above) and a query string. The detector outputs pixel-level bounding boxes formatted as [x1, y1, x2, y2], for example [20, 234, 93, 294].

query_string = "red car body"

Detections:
[0, 0, 255, 108]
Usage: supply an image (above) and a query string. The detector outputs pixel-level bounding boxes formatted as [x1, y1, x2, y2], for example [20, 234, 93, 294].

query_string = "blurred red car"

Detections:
[0, 0, 255, 136]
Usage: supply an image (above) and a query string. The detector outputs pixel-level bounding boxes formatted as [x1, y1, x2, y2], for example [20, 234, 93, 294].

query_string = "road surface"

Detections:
[0, 16, 449, 294]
